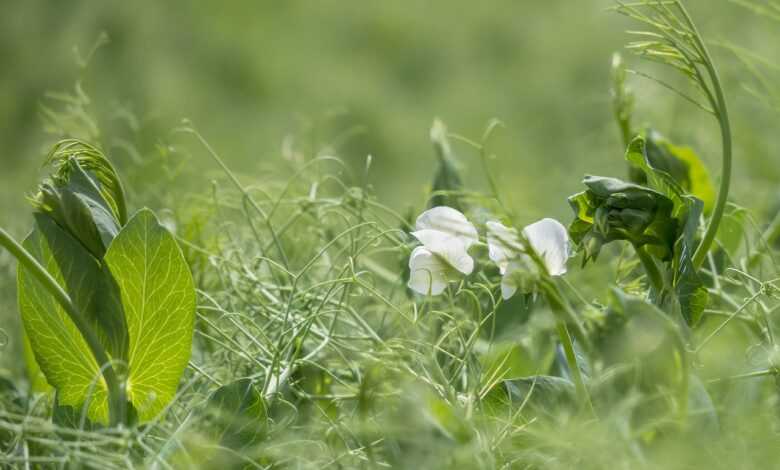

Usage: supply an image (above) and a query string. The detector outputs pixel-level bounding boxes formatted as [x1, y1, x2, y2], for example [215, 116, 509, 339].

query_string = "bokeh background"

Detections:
[1, 0, 779, 370]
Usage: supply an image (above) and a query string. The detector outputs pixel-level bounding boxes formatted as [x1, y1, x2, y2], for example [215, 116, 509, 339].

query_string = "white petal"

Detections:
[415, 206, 479, 249]
[486, 221, 523, 274]
[411, 229, 474, 275]
[500, 260, 522, 300]
[522, 218, 571, 276]
[408, 246, 449, 295]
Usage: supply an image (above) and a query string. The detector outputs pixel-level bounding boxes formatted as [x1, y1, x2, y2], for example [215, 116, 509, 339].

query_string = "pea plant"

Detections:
[0, 139, 195, 427]
[3, 1, 780, 468]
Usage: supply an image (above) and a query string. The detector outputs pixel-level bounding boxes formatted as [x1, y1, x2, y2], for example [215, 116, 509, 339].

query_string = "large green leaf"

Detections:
[18, 217, 111, 423]
[104, 208, 196, 422]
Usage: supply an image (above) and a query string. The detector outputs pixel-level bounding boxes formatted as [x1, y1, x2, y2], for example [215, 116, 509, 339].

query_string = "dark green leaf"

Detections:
[672, 197, 709, 326]
[207, 379, 268, 449]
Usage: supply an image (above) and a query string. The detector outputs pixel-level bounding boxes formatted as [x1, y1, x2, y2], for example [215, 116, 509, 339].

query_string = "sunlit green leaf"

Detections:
[716, 203, 748, 259]
[104, 208, 196, 422]
[18, 217, 111, 423]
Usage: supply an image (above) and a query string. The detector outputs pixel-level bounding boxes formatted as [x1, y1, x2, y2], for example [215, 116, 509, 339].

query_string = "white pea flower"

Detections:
[408, 206, 478, 295]
[487, 218, 571, 300]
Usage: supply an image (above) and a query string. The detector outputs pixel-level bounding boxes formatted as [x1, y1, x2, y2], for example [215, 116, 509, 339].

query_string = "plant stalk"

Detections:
[675, 2, 733, 269]
[556, 321, 596, 418]
[0, 228, 125, 427]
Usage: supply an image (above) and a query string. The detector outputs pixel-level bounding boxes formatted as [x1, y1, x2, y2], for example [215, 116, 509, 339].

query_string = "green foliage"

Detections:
[206, 379, 268, 450]
[568, 175, 677, 263]
[13, 140, 195, 426]
[18, 217, 112, 423]
[103, 209, 196, 422]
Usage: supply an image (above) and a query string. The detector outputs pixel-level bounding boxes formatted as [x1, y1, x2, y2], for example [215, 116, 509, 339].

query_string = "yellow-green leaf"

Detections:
[104, 208, 196, 422]
[18, 218, 110, 423]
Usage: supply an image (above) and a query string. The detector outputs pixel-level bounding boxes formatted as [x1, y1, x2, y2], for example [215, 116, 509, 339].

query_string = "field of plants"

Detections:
[2, 0, 780, 468]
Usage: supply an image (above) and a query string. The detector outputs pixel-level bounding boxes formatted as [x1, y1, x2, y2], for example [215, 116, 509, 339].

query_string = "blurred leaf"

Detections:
[104, 209, 196, 422]
[594, 288, 677, 365]
[207, 379, 268, 449]
[425, 394, 472, 444]
[716, 203, 748, 259]
[429, 118, 463, 210]
[687, 375, 719, 434]
[479, 342, 536, 382]
[503, 376, 577, 414]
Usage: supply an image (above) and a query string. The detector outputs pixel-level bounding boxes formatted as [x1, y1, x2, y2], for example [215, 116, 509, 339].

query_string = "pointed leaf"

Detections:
[104, 208, 196, 422]
[17, 218, 111, 423]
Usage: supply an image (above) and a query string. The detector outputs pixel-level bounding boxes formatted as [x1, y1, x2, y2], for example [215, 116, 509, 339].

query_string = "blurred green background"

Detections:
[2, 0, 777, 227]
[1, 0, 779, 370]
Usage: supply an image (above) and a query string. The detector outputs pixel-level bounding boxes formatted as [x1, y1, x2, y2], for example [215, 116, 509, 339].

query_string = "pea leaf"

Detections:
[639, 130, 716, 214]
[23, 331, 52, 394]
[672, 196, 709, 326]
[103, 208, 196, 422]
[35, 159, 121, 259]
[18, 217, 111, 423]
[625, 137, 709, 325]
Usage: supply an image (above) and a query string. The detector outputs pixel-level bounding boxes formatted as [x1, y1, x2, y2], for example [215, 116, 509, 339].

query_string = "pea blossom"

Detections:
[407, 206, 478, 295]
[487, 218, 571, 299]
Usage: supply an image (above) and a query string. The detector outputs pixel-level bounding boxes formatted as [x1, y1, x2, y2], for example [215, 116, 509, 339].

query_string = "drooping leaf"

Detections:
[672, 197, 709, 326]
[17, 218, 111, 423]
[207, 379, 268, 449]
[104, 208, 196, 422]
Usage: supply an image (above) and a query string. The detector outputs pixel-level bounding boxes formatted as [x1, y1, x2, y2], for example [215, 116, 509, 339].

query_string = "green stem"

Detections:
[556, 321, 596, 418]
[541, 281, 595, 417]
[676, 3, 733, 269]
[0, 228, 125, 427]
